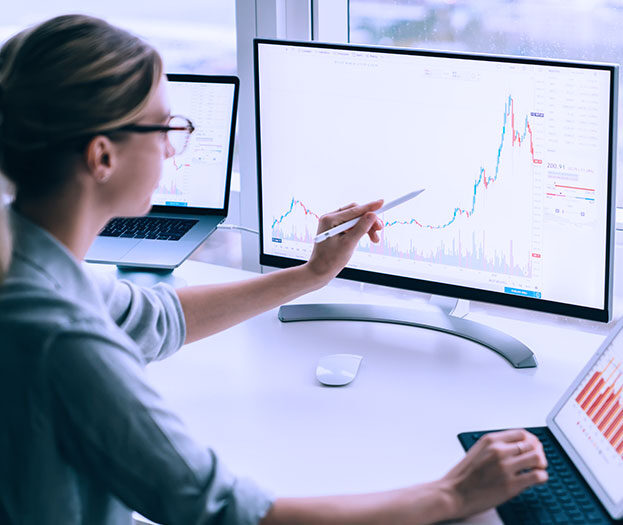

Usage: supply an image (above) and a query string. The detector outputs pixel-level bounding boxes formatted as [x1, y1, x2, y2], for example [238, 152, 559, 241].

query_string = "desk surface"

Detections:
[92, 252, 623, 525]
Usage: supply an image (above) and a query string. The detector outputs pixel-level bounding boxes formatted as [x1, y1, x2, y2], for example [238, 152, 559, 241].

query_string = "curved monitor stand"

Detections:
[278, 297, 537, 369]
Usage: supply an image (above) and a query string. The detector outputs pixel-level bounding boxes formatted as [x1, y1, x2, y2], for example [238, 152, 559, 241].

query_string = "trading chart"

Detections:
[152, 81, 234, 209]
[258, 44, 611, 309]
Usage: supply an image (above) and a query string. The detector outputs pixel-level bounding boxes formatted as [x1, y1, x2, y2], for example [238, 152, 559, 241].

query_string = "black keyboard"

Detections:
[458, 427, 619, 524]
[99, 217, 198, 241]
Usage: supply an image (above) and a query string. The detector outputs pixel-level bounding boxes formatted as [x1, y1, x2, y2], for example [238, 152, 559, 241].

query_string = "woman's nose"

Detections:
[164, 138, 175, 159]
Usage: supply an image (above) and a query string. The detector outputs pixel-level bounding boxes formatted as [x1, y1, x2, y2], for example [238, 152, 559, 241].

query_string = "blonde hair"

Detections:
[0, 14, 163, 282]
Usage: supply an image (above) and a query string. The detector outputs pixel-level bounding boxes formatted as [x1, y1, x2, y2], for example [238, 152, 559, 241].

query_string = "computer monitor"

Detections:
[254, 39, 618, 366]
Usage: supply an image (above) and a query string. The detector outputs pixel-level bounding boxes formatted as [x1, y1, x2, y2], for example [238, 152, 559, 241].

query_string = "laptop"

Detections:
[459, 318, 623, 524]
[86, 74, 239, 270]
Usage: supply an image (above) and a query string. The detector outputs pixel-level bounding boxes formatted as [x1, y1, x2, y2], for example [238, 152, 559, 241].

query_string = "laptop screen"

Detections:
[151, 75, 238, 212]
[552, 322, 623, 509]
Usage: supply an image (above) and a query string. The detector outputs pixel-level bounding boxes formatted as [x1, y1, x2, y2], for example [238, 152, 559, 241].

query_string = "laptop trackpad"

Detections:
[121, 240, 197, 267]
[86, 237, 141, 261]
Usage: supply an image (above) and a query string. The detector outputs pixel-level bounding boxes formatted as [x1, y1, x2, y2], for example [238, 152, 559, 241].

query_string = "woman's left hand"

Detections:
[305, 200, 384, 284]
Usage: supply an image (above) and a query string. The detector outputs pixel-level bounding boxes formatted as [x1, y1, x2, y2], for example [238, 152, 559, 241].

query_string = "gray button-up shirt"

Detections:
[0, 209, 274, 525]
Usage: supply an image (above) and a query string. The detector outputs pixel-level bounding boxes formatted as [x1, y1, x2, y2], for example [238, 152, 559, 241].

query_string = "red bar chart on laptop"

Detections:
[576, 357, 623, 455]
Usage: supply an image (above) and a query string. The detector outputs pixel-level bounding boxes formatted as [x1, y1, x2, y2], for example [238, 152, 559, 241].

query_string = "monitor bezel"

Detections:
[254, 39, 618, 322]
[152, 73, 240, 216]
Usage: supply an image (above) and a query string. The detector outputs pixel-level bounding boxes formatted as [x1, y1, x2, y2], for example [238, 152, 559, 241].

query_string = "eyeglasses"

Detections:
[114, 115, 195, 156]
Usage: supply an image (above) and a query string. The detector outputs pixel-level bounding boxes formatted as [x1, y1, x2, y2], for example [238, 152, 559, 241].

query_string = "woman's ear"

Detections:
[84, 135, 116, 184]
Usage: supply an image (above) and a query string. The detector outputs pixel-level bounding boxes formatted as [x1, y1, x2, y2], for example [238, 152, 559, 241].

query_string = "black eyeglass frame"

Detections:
[111, 115, 195, 155]
[1, 116, 196, 154]
[116, 115, 195, 136]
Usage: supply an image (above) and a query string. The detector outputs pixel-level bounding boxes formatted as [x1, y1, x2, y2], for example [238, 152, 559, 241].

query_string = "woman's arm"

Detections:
[178, 201, 383, 344]
[45, 325, 274, 525]
[260, 429, 548, 525]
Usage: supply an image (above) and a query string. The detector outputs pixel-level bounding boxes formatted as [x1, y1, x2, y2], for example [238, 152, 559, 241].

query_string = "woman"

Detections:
[0, 14, 548, 525]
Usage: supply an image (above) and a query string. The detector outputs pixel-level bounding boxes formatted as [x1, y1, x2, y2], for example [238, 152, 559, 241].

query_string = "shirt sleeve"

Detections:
[43, 322, 274, 525]
[92, 271, 187, 362]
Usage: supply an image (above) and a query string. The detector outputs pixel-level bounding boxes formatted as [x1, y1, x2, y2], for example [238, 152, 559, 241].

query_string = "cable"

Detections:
[217, 224, 259, 235]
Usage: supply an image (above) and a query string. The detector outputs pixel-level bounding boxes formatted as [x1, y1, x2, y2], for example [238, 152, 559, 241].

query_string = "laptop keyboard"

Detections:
[99, 217, 198, 241]
[458, 426, 619, 524]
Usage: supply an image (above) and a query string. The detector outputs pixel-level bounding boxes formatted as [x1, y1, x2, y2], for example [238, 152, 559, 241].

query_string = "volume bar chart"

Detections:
[576, 357, 623, 456]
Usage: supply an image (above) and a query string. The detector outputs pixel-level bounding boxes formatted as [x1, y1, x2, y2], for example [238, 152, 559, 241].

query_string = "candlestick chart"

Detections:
[270, 95, 539, 278]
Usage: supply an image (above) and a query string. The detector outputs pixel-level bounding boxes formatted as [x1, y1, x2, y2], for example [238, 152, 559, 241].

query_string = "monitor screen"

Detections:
[255, 40, 617, 321]
[152, 75, 237, 211]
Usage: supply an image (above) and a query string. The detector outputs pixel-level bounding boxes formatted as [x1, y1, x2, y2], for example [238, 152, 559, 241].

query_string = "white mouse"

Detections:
[316, 354, 363, 386]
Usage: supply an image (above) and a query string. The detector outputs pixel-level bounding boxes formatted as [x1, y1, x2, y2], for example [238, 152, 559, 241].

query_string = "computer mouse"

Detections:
[315, 353, 363, 386]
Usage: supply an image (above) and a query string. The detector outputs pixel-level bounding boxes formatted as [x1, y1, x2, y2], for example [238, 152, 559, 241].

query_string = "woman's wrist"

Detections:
[402, 479, 460, 525]
[299, 260, 334, 289]
[430, 478, 463, 522]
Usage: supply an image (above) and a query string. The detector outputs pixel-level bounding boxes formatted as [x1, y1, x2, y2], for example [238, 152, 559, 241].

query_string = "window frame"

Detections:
[236, 0, 351, 271]
[236, 0, 312, 271]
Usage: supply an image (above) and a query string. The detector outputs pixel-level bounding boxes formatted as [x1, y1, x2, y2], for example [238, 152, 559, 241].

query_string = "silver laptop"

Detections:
[460, 318, 623, 522]
[86, 74, 239, 270]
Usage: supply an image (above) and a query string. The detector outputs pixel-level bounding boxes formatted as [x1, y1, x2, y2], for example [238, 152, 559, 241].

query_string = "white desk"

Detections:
[103, 252, 622, 525]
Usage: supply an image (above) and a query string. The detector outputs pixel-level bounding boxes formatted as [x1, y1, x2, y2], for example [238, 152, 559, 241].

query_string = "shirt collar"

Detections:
[8, 207, 102, 303]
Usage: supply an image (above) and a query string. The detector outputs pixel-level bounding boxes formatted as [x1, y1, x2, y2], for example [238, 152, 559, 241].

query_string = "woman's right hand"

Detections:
[439, 429, 549, 520]
[305, 200, 384, 285]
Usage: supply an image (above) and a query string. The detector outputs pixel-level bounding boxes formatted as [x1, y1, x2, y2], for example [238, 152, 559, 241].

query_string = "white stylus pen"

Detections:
[313, 188, 426, 244]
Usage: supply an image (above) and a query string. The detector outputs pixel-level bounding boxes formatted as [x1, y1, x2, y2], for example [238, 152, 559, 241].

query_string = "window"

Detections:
[348, 0, 623, 205]
[1, 1, 236, 74]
